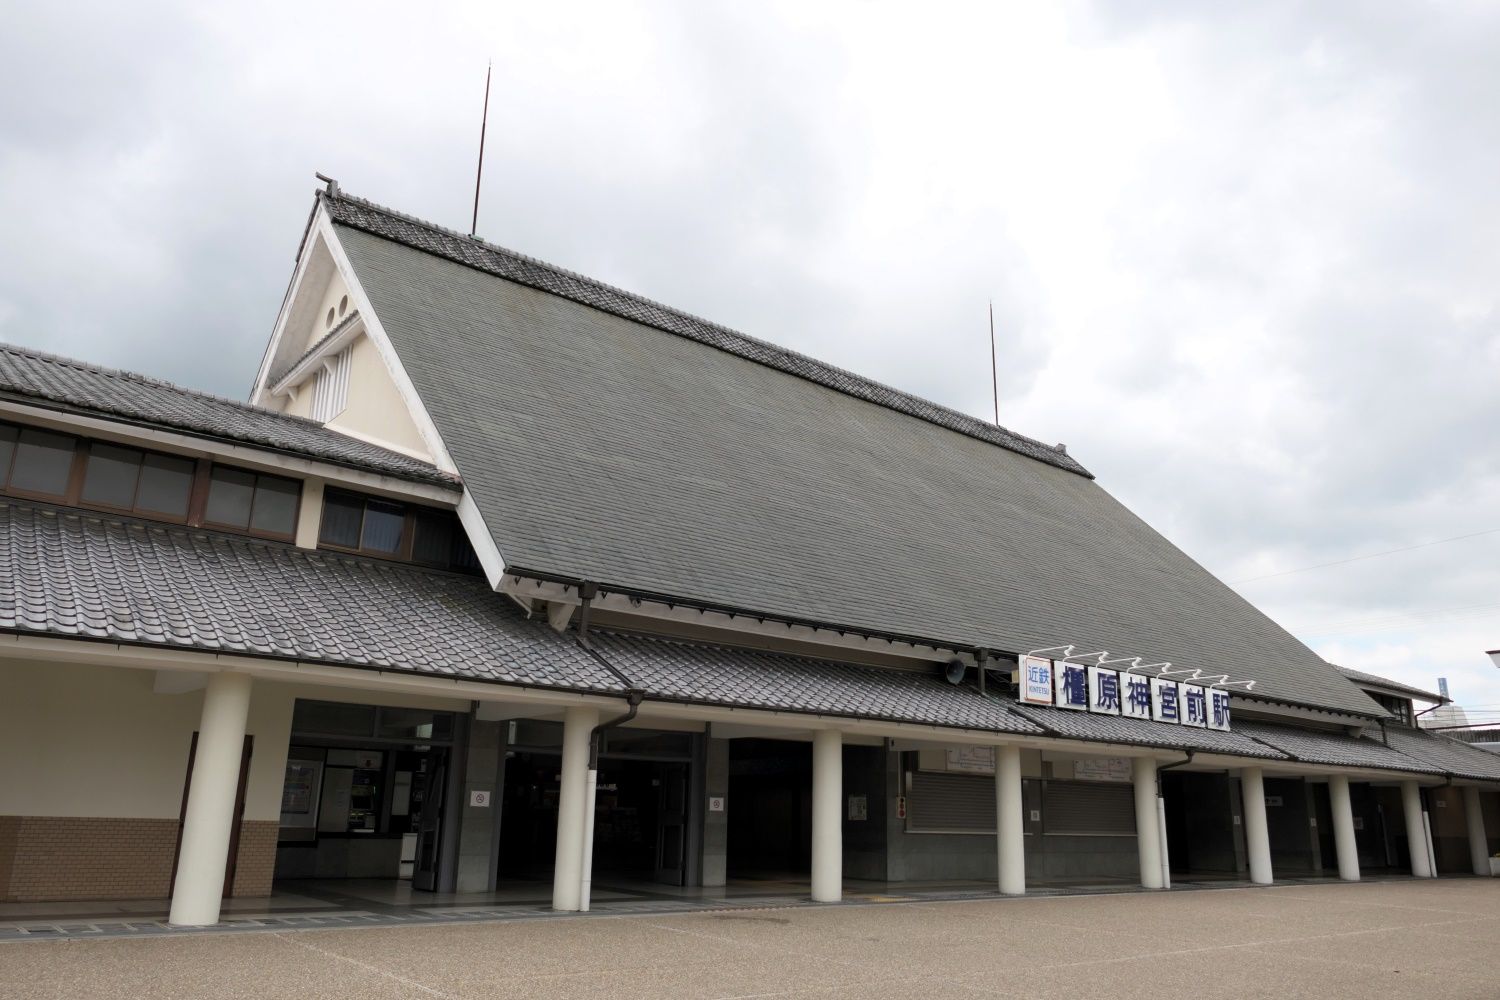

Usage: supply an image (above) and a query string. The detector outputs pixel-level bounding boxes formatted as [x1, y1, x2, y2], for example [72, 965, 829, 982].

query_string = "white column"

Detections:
[1328, 776, 1360, 882]
[168, 672, 253, 926]
[1132, 757, 1163, 889]
[810, 729, 843, 902]
[996, 745, 1025, 896]
[1463, 786, 1490, 877]
[552, 705, 599, 911]
[1241, 767, 1273, 885]
[1400, 780, 1433, 878]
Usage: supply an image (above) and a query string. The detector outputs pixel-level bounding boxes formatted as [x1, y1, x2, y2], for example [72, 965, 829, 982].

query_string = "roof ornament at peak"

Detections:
[315, 172, 340, 198]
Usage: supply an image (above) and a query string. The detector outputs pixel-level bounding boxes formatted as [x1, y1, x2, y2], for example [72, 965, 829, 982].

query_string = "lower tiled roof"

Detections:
[0, 343, 454, 487]
[1234, 721, 1442, 774]
[0, 502, 622, 692]
[590, 632, 1044, 735]
[1008, 703, 1287, 760]
[1380, 725, 1500, 782]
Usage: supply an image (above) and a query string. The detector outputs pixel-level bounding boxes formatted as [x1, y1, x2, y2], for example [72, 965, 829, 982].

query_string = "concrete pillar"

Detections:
[1328, 776, 1360, 882]
[169, 672, 253, 926]
[1400, 780, 1433, 878]
[552, 705, 599, 911]
[1241, 767, 1273, 885]
[1463, 786, 1489, 877]
[701, 737, 730, 888]
[1132, 757, 1163, 889]
[811, 729, 843, 903]
[996, 744, 1025, 895]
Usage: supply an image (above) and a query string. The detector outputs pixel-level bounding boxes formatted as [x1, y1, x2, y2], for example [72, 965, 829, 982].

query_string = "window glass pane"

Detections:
[80, 443, 143, 508]
[511, 720, 563, 748]
[135, 453, 194, 516]
[411, 511, 453, 565]
[376, 707, 454, 742]
[10, 428, 77, 496]
[204, 466, 255, 527]
[320, 492, 364, 548]
[291, 700, 377, 737]
[250, 475, 300, 535]
[361, 499, 406, 553]
[0, 424, 17, 486]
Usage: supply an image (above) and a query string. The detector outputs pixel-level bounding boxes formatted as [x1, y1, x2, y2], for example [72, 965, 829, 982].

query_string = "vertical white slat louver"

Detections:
[310, 348, 352, 423]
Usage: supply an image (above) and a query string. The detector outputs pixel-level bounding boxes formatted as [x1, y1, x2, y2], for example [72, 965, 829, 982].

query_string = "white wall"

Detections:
[0, 659, 473, 823]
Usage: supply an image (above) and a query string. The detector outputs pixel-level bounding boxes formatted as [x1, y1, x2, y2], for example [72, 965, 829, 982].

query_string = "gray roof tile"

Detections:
[0, 343, 453, 487]
[0, 501, 621, 693]
[1334, 664, 1446, 704]
[1009, 703, 1286, 759]
[329, 200, 1384, 719]
[1234, 720, 1441, 774]
[324, 193, 1089, 477]
[592, 632, 1043, 734]
[1380, 725, 1500, 782]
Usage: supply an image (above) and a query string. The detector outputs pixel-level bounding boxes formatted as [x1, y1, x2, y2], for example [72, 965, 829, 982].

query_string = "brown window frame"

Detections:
[317, 487, 478, 573]
[0, 419, 302, 542]
[199, 463, 303, 543]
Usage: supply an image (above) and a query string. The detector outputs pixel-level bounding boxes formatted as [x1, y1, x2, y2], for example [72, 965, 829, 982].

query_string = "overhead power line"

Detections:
[1231, 527, 1500, 584]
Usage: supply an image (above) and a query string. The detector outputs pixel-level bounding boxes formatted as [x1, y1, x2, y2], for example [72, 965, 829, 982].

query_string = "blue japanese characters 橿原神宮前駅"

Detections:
[1034, 657, 1232, 731]
[1121, 673, 1152, 720]
[1054, 661, 1089, 710]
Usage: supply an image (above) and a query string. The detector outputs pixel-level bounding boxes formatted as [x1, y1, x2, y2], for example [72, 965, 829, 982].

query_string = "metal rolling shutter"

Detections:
[907, 771, 995, 832]
[1043, 780, 1135, 835]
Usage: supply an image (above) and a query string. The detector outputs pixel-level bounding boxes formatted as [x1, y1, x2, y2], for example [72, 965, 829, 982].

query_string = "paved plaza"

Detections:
[3, 879, 1497, 999]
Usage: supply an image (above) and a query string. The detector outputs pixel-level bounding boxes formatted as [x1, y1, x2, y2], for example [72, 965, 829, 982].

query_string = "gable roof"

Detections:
[324, 190, 1385, 719]
[1334, 664, 1447, 704]
[0, 342, 453, 487]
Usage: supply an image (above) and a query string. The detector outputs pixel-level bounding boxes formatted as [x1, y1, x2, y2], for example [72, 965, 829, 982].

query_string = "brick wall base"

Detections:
[0, 816, 279, 902]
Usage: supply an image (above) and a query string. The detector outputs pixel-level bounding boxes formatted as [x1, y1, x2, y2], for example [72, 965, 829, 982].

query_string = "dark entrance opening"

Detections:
[273, 700, 463, 890]
[1161, 771, 1239, 877]
[726, 739, 811, 880]
[498, 722, 696, 887]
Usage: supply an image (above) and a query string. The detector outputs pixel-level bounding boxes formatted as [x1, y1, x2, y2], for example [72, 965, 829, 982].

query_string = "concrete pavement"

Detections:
[4, 879, 1497, 999]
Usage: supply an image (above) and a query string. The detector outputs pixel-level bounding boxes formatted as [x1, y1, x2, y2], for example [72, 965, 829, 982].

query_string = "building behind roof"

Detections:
[1, 181, 1497, 928]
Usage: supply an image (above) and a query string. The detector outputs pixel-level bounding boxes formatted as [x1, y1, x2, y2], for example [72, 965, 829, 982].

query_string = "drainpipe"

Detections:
[1155, 752, 1195, 889]
[566, 580, 650, 911]
[579, 689, 645, 912]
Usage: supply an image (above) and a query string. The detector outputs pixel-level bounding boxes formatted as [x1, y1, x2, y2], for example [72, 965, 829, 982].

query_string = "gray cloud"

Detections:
[2, 1, 1496, 712]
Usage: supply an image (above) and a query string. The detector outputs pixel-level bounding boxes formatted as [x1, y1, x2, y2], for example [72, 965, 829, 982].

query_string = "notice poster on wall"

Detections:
[281, 761, 320, 815]
[946, 746, 997, 774]
[1072, 757, 1132, 783]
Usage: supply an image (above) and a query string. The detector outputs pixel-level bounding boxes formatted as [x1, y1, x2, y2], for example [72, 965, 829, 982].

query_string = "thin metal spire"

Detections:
[989, 300, 999, 424]
[470, 62, 492, 237]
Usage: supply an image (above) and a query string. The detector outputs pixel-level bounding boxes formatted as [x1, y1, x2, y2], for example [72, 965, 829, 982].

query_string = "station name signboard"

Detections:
[1034, 657, 1231, 731]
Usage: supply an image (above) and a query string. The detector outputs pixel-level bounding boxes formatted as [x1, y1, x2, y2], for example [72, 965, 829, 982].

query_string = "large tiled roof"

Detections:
[591, 632, 1043, 734]
[0, 343, 453, 487]
[323, 193, 1088, 477]
[1379, 724, 1500, 782]
[327, 192, 1384, 718]
[0, 501, 621, 692]
[1233, 720, 1441, 774]
[1334, 664, 1446, 704]
[1009, 703, 1287, 760]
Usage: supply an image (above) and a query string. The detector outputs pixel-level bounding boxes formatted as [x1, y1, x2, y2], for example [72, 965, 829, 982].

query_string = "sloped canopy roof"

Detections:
[1334, 664, 1446, 704]
[0, 343, 452, 487]
[325, 191, 1384, 719]
[0, 501, 617, 692]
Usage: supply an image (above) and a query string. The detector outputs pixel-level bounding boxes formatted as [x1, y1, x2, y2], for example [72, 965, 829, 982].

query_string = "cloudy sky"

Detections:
[4, 2, 1498, 718]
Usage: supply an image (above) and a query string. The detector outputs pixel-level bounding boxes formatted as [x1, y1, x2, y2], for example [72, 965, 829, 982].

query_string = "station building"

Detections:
[1, 182, 1497, 925]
